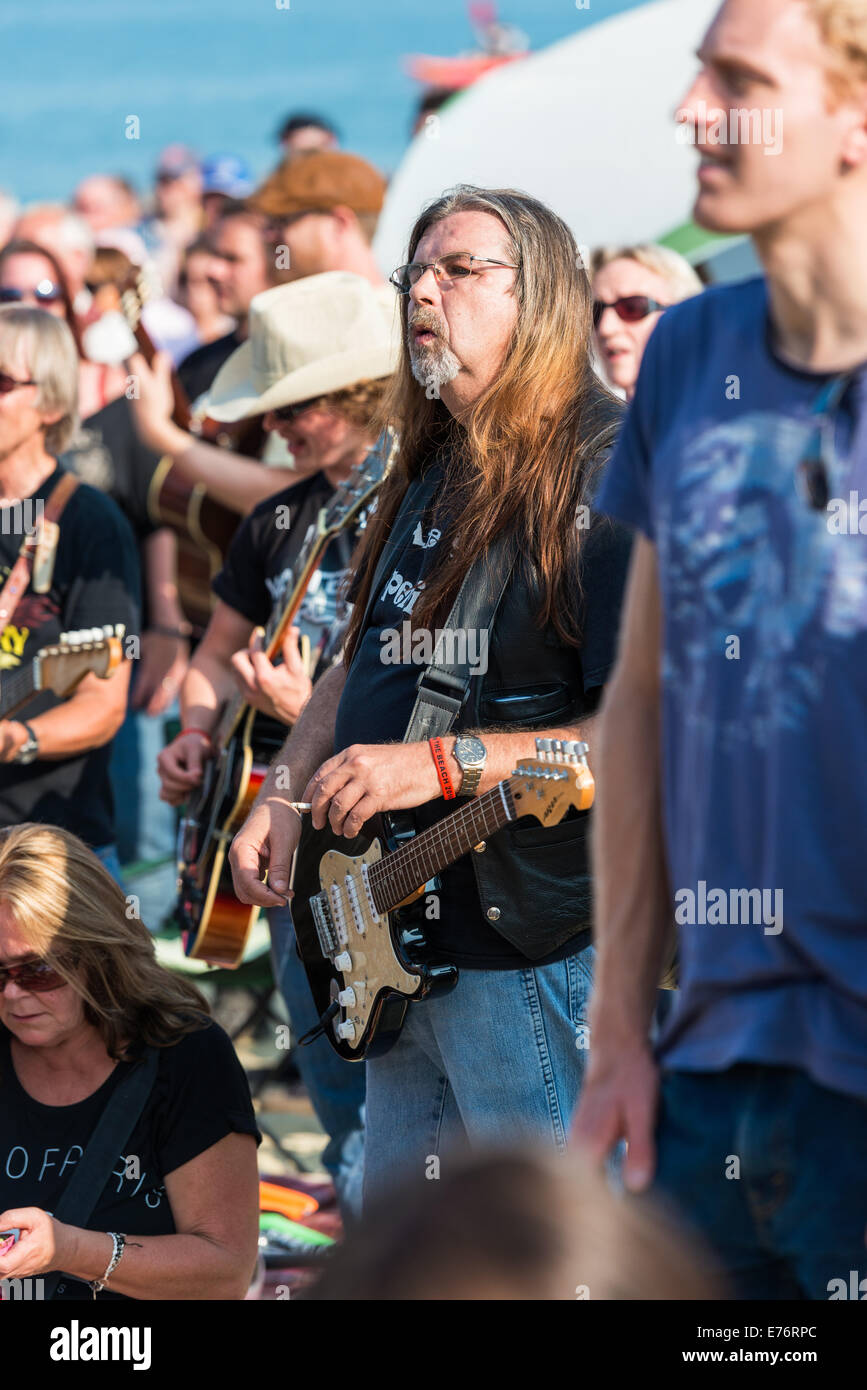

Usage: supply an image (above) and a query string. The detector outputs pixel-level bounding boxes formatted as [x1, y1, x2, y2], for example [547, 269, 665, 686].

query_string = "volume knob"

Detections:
[337, 1020, 356, 1041]
[333, 951, 352, 972]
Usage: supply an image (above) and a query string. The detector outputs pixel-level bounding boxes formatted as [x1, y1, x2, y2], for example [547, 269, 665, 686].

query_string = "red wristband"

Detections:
[180, 727, 213, 745]
[429, 737, 456, 801]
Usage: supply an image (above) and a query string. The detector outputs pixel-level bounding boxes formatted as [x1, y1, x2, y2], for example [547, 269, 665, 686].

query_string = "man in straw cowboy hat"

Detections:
[158, 270, 398, 1216]
[129, 150, 394, 519]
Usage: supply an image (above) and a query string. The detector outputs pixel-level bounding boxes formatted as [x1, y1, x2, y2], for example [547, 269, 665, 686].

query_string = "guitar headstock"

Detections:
[36, 626, 125, 697]
[118, 264, 166, 363]
[508, 738, 595, 825]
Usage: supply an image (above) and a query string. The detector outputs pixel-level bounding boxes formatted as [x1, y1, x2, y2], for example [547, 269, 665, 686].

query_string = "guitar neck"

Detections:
[132, 323, 192, 431]
[367, 779, 518, 914]
[0, 663, 36, 722]
[213, 523, 335, 748]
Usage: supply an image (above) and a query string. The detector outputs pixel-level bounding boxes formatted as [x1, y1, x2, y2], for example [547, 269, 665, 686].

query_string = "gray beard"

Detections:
[409, 339, 461, 393]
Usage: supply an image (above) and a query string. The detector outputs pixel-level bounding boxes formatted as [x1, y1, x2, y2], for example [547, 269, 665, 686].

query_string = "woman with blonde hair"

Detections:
[0, 823, 260, 1300]
[591, 243, 703, 400]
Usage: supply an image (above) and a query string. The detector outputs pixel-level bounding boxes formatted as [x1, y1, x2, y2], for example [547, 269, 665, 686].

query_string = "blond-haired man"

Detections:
[575, 0, 867, 1299]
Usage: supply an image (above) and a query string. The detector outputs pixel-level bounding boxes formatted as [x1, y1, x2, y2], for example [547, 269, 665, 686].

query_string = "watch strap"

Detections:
[457, 762, 483, 797]
[15, 722, 39, 763]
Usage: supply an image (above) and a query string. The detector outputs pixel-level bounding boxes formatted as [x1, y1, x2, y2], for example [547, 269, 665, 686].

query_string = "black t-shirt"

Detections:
[212, 470, 358, 674]
[0, 466, 140, 848]
[0, 1021, 261, 1301]
[61, 396, 161, 547]
[335, 459, 632, 969]
[177, 330, 243, 412]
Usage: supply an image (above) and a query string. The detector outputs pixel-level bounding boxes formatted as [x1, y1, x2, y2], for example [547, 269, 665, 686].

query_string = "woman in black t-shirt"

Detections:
[0, 823, 260, 1301]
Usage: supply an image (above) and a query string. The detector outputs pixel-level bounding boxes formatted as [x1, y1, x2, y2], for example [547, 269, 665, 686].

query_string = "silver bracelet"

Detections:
[90, 1232, 126, 1298]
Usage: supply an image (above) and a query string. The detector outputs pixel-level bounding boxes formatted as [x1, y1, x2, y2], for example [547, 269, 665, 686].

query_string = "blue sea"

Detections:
[1, 0, 646, 205]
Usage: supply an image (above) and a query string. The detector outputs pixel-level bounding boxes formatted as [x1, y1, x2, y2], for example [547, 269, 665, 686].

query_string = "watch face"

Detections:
[455, 736, 486, 764]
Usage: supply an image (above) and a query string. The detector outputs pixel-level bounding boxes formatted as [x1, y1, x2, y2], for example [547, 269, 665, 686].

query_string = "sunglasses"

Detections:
[271, 397, 321, 423]
[0, 370, 37, 394]
[0, 281, 63, 307]
[0, 957, 66, 993]
[592, 295, 668, 329]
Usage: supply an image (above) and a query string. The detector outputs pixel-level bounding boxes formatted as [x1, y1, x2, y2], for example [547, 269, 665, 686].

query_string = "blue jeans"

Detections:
[109, 704, 179, 932]
[653, 1065, 867, 1300]
[269, 905, 366, 1219]
[363, 944, 595, 1206]
[109, 704, 177, 869]
[93, 842, 123, 886]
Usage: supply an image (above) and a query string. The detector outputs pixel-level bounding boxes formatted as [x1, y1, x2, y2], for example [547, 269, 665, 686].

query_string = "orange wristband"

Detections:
[180, 727, 213, 745]
[429, 737, 456, 800]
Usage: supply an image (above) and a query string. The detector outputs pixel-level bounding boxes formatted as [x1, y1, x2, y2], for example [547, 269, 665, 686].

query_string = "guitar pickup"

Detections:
[344, 874, 366, 935]
[328, 882, 349, 946]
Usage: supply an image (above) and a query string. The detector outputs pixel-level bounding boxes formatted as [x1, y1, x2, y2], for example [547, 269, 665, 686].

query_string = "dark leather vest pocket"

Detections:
[479, 682, 577, 726]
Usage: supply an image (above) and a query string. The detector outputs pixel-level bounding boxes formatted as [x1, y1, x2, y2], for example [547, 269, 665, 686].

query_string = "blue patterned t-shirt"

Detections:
[597, 275, 867, 1104]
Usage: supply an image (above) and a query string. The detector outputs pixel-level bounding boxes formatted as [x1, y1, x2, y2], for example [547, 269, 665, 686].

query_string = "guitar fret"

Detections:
[371, 784, 513, 913]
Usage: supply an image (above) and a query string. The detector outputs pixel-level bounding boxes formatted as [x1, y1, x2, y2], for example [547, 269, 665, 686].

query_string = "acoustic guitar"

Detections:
[176, 434, 397, 967]
[120, 274, 261, 636]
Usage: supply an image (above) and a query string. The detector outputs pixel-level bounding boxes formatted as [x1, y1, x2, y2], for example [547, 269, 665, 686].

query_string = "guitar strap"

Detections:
[401, 531, 516, 744]
[41, 1045, 159, 1300]
[348, 463, 518, 742]
[0, 471, 80, 628]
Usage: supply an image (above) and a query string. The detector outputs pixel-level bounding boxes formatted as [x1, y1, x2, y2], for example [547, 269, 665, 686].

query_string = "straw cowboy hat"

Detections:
[206, 270, 400, 423]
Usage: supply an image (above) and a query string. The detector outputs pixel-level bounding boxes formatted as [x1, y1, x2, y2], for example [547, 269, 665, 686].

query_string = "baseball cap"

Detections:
[156, 145, 200, 180]
[249, 150, 386, 220]
[201, 153, 254, 199]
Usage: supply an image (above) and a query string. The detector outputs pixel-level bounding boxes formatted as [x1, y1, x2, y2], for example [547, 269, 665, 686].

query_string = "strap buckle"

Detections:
[414, 666, 468, 717]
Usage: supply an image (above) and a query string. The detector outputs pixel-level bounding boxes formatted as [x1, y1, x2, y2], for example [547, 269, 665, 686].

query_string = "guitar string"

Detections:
[216, 462, 384, 743]
[366, 762, 580, 913]
[367, 780, 519, 913]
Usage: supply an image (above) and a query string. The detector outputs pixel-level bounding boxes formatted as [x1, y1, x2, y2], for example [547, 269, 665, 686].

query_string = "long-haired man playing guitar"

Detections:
[229, 187, 632, 1200]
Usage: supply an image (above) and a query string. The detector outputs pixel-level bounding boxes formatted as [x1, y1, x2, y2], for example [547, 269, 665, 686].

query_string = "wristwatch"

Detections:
[453, 735, 487, 797]
[14, 722, 39, 765]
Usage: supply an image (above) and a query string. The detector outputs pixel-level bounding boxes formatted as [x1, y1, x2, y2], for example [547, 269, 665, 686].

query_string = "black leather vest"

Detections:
[456, 557, 597, 959]
[355, 473, 609, 960]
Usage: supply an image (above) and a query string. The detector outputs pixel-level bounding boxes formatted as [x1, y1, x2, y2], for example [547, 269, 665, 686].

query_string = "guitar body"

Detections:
[177, 708, 285, 966]
[172, 435, 397, 968]
[147, 456, 241, 636]
[124, 270, 267, 636]
[297, 835, 458, 1061]
[295, 740, 595, 1060]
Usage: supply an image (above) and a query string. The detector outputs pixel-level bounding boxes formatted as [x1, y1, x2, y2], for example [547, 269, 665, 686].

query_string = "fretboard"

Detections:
[0, 663, 36, 722]
[367, 778, 518, 914]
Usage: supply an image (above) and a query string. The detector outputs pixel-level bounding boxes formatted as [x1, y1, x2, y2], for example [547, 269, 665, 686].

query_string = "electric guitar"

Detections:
[176, 434, 397, 968]
[0, 627, 124, 722]
[296, 738, 595, 1060]
[120, 272, 261, 636]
